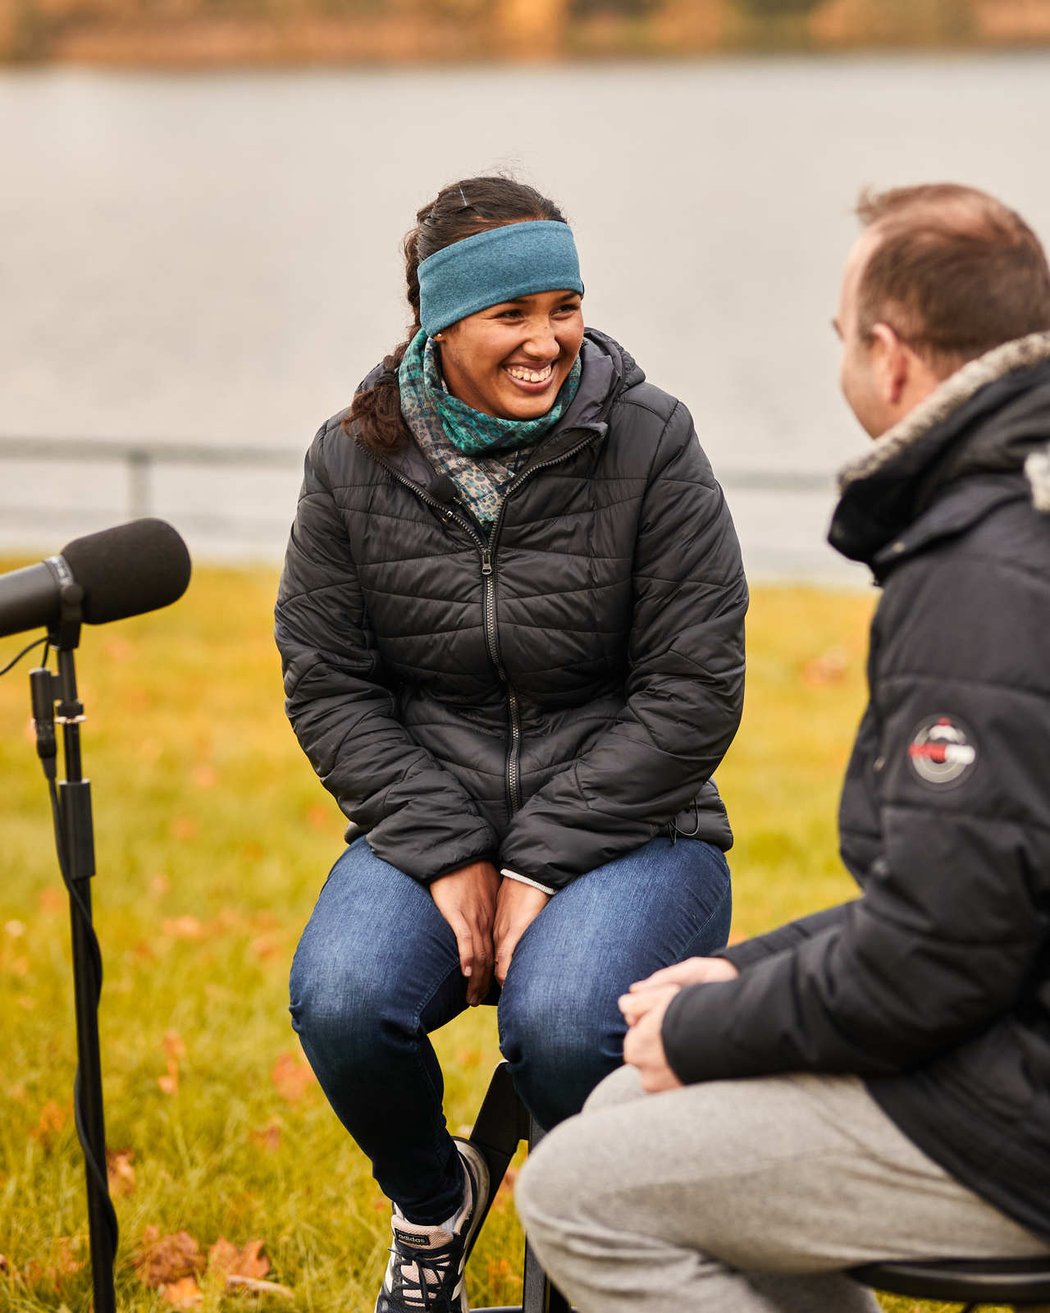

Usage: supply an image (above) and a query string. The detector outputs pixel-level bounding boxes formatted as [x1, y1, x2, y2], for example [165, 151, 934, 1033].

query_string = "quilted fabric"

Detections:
[275, 330, 748, 888]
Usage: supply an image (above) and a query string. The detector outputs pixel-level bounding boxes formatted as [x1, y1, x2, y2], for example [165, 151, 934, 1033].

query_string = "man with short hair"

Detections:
[514, 184, 1050, 1312]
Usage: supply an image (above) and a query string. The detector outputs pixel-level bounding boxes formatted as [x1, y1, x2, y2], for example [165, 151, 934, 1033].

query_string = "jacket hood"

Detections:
[830, 331, 1050, 566]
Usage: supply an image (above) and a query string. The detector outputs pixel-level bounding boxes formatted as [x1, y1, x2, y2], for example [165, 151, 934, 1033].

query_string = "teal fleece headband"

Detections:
[418, 220, 584, 336]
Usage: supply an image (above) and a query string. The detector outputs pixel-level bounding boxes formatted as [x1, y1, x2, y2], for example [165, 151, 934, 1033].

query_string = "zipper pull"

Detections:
[481, 548, 493, 576]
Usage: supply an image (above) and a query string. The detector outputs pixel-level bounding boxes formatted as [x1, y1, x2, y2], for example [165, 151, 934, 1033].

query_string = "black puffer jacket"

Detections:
[276, 331, 747, 889]
[662, 334, 1050, 1243]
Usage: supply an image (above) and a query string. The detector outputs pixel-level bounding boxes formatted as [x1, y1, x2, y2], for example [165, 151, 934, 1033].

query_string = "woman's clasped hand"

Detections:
[427, 863, 551, 1005]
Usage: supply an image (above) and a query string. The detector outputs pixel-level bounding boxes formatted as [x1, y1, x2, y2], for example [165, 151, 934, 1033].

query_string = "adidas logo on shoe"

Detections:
[375, 1139, 490, 1313]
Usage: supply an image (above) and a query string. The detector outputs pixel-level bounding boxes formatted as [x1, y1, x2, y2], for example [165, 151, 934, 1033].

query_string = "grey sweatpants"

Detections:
[515, 1066, 1049, 1313]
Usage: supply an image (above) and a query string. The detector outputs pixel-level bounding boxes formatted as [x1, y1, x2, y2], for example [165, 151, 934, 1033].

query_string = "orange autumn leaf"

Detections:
[102, 635, 133, 663]
[30, 1099, 68, 1144]
[208, 1238, 269, 1280]
[495, 1164, 519, 1201]
[106, 1148, 136, 1197]
[271, 1051, 316, 1103]
[801, 646, 848, 687]
[37, 887, 65, 916]
[133, 1227, 204, 1288]
[163, 1031, 187, 1061]
[306, 803, 330, 831]
[191, 763, 217, 789]
[249, 1122, 282, 1152]
[161, 916, 204, 940]
[250, 934, 280, 961]
[35, 1235, 83, 1284]
[170, 815, 198, 842]
[160, 1275, 203, 1308]
[158, 1030, 186, 1093]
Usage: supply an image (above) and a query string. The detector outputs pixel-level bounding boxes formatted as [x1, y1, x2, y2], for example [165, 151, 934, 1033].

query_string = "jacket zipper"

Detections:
[483, 432, 602, 815]
[479, 545, 521, 814]
[366, 431, 601, 819]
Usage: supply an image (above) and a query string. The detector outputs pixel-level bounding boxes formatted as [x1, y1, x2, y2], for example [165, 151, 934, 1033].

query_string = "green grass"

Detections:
[0, 565, 992, 1311]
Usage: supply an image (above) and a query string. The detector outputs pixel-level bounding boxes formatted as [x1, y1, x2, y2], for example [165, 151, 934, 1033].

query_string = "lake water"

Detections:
[2, 53, 1050, 580]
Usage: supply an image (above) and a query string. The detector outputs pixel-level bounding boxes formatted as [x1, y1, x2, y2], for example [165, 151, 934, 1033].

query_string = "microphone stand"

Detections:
[30, 584, 118, 1313]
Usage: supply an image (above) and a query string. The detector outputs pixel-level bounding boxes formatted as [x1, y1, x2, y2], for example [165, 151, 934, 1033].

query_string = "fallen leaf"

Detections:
[38, 887, 65, 916]
[103, 636, 133, 662]
[802, 646, 848, 687]
[164, 1031, 187, 1060]
[249, 1123, 282, 1152]
[170, 815, 198, 842]
[23, 1236, 84, 1288]
[306, 803, 330, 831]
[250, 934, 281, 960]
[133, 1227, 204, 1288]
[271, 1052, 316, 1104]
[30, 1100, 69, 1144]
[485, 1256, 512, 1282]
[160, 1275, 203, 1308]
[158, 1030, 186, 1094]
[495, 1165, 519, 1200]
[161, 916, 204, 940]
[106, 1148, 136, 1197]
[208, 1238, 269, 1281]
[191, 764, 217, 789]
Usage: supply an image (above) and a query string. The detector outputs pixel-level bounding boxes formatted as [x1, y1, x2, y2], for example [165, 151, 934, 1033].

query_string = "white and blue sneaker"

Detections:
[376, 1139, 490, 1313]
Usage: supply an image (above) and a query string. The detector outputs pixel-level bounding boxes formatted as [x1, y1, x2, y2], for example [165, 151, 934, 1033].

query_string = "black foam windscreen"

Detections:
[60, 519, 192, 625]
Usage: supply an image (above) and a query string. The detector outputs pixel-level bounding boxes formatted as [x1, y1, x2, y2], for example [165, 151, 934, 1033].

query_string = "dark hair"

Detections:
[347, 175, 569, 452]
[855, 183, 1050, 376]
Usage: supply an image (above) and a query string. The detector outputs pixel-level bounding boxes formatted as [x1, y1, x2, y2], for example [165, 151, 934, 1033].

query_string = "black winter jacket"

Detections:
[276, 331, 747, 890]
[662, 333, 1050, 1244]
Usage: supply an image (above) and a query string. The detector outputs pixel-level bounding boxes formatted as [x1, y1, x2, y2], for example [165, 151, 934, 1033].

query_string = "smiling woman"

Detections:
[273, 174, 749, 1313]
[438, 286, 584, 420]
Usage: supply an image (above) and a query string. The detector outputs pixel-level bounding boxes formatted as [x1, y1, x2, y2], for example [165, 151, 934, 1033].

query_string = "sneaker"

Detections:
[376, 1138, 490, 1313]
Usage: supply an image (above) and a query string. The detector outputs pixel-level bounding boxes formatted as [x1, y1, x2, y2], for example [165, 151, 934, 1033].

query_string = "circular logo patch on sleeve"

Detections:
[907, 715, 977, 787]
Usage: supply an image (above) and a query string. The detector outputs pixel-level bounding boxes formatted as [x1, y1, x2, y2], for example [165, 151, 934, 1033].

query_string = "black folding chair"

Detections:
[851, 1255, 1050, 1311]
[466, 1062, 572, 1313]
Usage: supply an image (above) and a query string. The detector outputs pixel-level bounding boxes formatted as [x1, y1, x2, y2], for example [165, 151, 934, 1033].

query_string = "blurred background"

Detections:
[3, 8, 1049, 1309]
[3, 0, 1050, 582]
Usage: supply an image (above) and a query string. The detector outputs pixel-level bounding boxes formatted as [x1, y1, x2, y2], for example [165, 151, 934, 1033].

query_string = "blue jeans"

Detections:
[289, 835, 731, 1224]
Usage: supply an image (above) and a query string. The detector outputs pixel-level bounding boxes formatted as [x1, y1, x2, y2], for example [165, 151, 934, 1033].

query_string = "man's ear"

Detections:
[869, 322, 911, 407]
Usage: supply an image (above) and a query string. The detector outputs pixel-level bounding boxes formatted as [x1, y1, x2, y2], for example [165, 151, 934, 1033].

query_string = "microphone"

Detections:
[428, 475, 458, 505]
[0, 519, 192, 639]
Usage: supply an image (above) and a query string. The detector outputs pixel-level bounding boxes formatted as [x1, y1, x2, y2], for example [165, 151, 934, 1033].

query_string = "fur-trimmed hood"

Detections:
[830, 332, 1050, 567]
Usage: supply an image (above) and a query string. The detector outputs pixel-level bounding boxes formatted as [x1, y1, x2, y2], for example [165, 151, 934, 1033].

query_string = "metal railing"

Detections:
[0, 435, 838, 565]
[0, 436, 303, 523]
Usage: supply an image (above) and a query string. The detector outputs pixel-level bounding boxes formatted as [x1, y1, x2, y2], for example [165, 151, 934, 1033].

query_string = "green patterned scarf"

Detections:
[398, 329, 581, 528]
